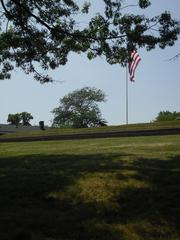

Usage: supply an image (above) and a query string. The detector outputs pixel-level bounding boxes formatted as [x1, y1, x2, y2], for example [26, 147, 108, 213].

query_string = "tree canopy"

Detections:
[20, 112, 33, 125]
[7, 112, 33, 126]
[7, 113, 21, 127]
[155, 111, 180, 121]
[52, 87, 107, 128]
[0, 0, 179, 82]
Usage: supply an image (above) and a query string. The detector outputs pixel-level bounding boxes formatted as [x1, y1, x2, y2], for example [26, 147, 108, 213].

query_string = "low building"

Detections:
[0, 124, 41, 133]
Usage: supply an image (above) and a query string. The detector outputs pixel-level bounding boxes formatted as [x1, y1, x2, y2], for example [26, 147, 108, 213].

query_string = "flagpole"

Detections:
[126, 64, 129, 125]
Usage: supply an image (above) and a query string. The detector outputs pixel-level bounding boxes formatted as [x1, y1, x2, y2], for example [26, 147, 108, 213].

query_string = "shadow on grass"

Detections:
[0, 153, 180, 240]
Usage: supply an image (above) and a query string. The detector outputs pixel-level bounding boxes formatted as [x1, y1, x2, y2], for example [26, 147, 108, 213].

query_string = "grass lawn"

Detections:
[0, 135, 180, 240]
[0, 120, 180, 139]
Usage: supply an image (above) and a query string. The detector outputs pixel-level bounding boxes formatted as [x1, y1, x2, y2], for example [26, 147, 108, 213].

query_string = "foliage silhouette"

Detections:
[0, 0, 179, 82]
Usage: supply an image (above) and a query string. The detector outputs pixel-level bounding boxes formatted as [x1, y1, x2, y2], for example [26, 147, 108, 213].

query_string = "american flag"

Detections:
[128, 50, 141, 82]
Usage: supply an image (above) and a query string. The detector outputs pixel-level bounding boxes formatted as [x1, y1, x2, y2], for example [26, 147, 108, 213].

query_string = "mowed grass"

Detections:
[0, 135, 180, 240]
[0, 120, 180, 139]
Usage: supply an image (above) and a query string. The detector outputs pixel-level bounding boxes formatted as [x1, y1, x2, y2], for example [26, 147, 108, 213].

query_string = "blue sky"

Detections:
[0, 0, 180, 126]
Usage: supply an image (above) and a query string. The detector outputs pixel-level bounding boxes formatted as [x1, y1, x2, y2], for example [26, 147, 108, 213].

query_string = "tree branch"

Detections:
[168, 53, 180, 61]
[120, 4, 138, 10]
[10, 0, 53, 31]
[9, 0, 127, 42]
[0, 0, 11, 16]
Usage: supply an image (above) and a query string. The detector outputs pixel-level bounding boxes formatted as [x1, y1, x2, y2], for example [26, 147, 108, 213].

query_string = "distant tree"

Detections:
[7, 113, 21, 127]
[20, 112, 33, 126]
[155, 111, 180, 121]
[52, 87, 107, 128]
[7, 112, 33, 127]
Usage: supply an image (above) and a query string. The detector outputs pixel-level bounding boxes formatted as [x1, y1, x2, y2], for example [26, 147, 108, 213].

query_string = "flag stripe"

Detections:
[129, 51, 140, 75]
[130, 58, 141, 82]
[128, 50, 141, 81]
[128, 51, 136, 74]
[129, 53, 139, 75]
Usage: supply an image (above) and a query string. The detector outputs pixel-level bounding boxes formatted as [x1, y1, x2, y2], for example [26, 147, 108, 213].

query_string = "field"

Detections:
[0, 120, 180, 139]
[0, 133, 180, 240]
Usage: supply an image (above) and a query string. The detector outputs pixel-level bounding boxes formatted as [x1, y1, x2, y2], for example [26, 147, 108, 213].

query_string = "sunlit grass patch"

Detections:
[0, 135, 180, 239]
[48, 171, 150, 207]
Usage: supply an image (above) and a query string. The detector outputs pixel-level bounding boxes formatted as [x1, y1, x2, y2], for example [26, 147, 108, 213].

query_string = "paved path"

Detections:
[0, 128, 180, 143]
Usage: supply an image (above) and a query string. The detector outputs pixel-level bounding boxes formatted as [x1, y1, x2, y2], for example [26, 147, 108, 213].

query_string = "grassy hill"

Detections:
[0, 130, 180, 239]
[0, 120, 180, 139]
